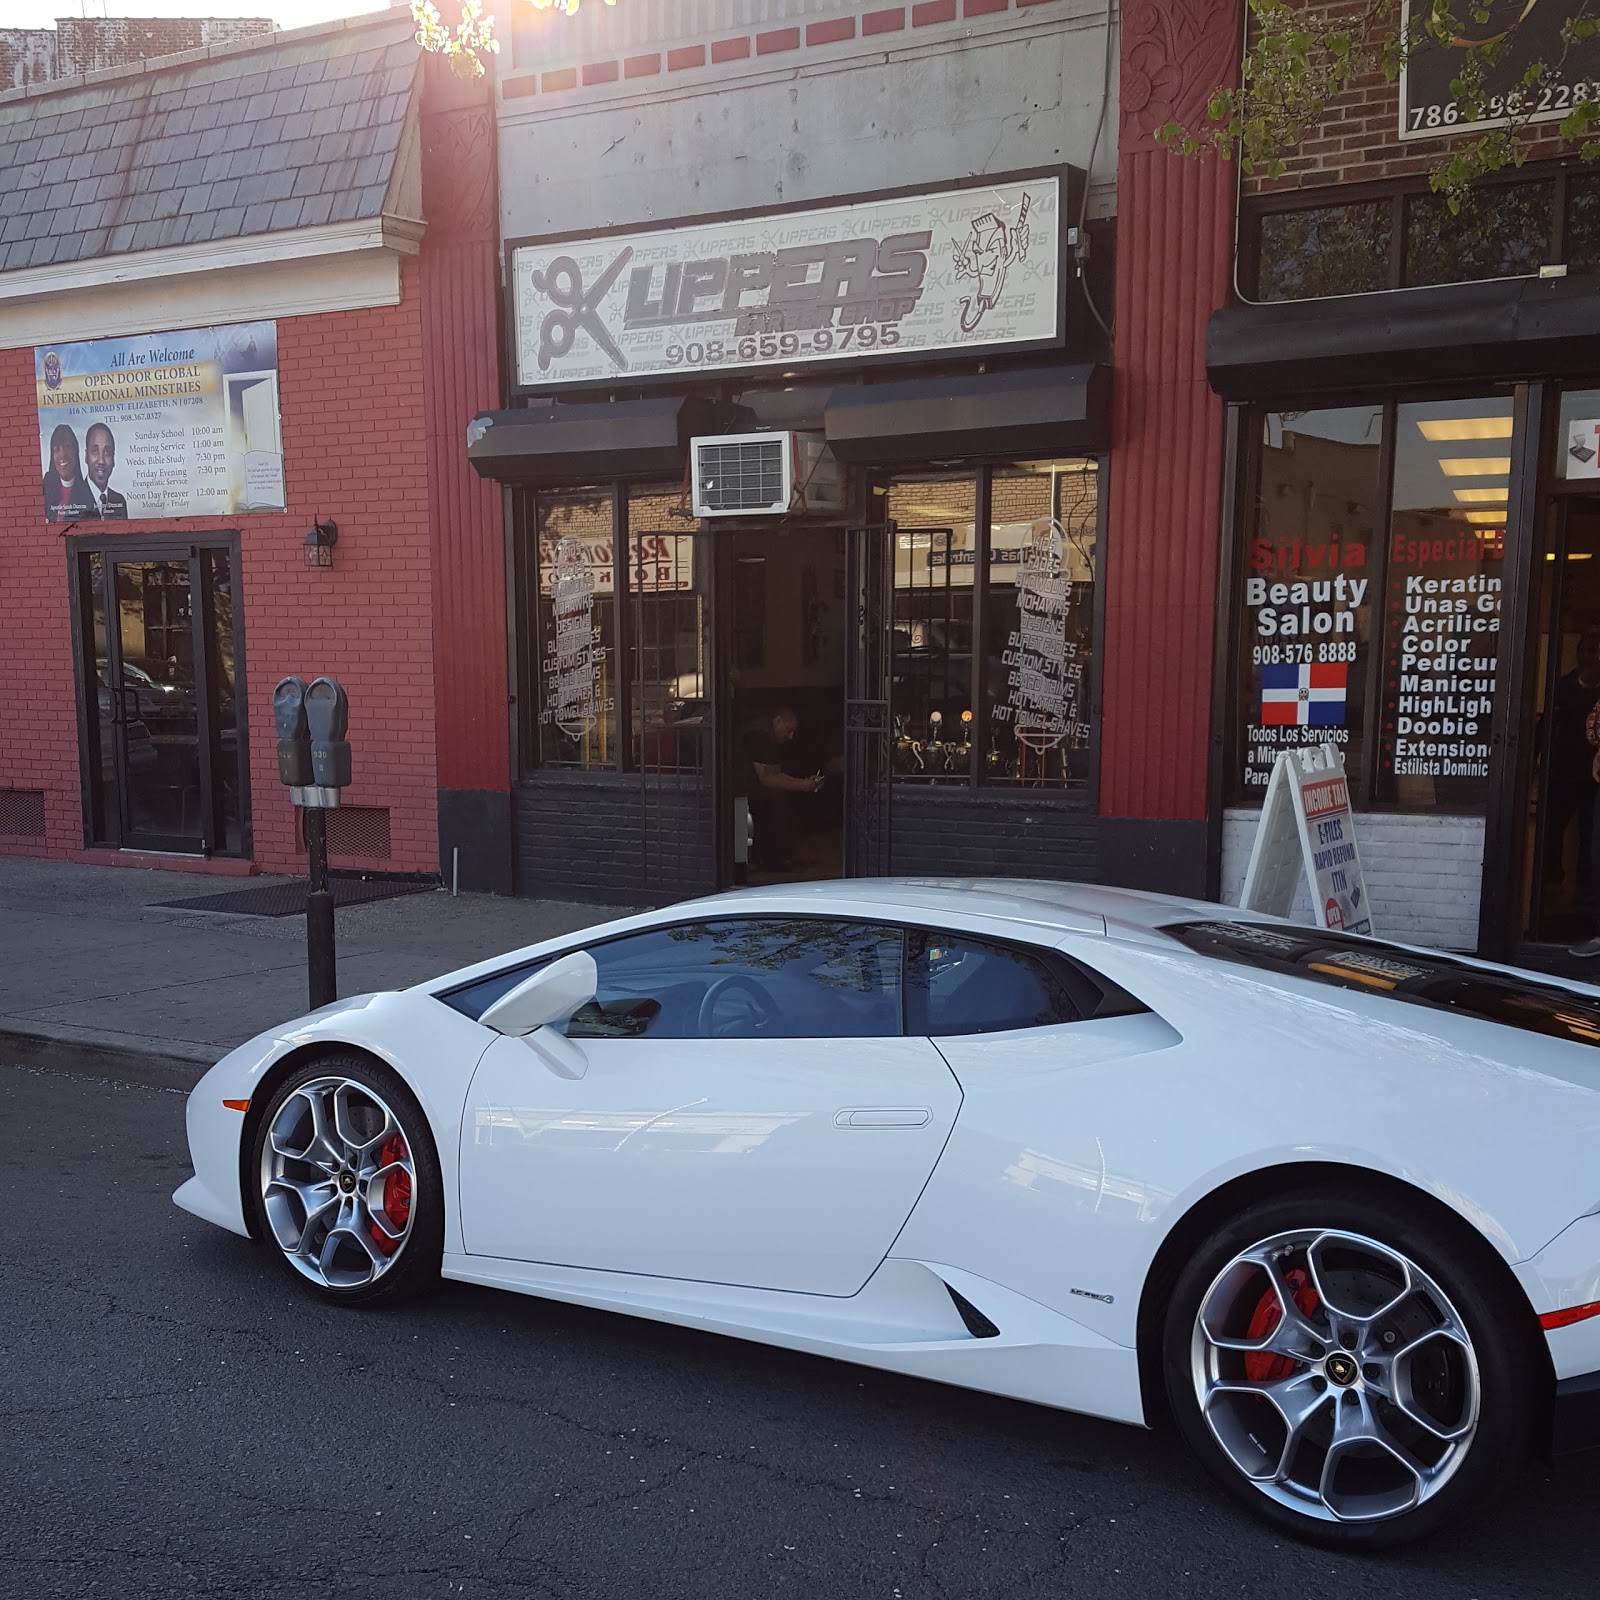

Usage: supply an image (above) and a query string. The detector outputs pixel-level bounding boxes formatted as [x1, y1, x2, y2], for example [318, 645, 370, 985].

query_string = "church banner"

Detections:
[36, 320, 285, 523]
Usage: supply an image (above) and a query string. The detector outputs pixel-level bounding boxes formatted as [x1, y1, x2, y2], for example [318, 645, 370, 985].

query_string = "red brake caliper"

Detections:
[1242, 1268, 1320, 1382]
[369, 1133, 411, 1257]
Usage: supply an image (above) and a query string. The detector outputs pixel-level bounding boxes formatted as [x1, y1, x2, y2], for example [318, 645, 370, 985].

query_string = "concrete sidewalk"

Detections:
[0, 856, 620, 1088]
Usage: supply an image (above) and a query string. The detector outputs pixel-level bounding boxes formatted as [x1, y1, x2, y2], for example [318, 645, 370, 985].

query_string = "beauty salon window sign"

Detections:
[1235, 409, 1378, 798]
[1232, 399, 1509, 813]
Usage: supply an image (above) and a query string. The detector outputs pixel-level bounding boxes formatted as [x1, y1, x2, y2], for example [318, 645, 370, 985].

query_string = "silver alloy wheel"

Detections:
[1190, 1227, 1481, 1525]
[259, 1076, 416, 1290]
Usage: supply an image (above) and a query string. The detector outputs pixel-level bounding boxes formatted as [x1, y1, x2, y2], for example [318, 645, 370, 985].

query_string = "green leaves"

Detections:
[412, 0, 618, 74]
[411, 0, 500, 79]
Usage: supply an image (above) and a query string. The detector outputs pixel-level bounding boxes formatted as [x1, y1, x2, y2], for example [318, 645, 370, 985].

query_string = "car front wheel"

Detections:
[247, 1054, 443, 1306]
[1163, 1190, 1536, 1549]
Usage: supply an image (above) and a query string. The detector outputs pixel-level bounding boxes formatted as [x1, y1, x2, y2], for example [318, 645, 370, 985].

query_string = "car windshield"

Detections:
[1162, 920, 1600, 1051]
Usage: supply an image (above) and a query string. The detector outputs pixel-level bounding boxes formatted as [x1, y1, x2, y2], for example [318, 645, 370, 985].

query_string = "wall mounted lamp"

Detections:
[305, 518, 339, 569]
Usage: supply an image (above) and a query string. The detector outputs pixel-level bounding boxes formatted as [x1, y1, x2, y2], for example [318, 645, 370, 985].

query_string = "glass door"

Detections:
[75, 539, 245, 856]
[1523, 497, 1600, 948]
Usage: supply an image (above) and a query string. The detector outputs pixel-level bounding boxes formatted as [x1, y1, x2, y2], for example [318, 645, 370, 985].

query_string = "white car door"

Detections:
[458, 916, 962, 1297]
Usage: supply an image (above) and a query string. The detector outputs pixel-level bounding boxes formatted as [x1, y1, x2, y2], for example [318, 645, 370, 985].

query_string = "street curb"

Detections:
[0, 1026, 212, 1093]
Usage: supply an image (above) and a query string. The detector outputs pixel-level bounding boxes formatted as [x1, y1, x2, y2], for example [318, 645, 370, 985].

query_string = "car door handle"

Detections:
[833, 1107, 932, 1129]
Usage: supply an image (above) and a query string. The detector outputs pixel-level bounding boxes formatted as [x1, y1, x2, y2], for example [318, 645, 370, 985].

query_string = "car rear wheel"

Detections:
[1163, 1190, 1534, 1549]
[247, 1055, 443, 1306]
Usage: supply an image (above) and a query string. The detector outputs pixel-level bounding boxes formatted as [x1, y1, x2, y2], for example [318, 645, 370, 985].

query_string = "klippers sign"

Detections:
[509, 176, 1062, 390]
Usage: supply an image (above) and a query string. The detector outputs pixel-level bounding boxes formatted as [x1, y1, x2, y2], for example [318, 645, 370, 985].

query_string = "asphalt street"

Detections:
[2, 1063, 1596, 1600]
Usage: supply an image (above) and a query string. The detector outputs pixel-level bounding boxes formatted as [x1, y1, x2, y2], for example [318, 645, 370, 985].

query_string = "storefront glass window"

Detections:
[1557, 387, 1600, 480]
[1376, 397, 1509, 808]
[983, 462, 1096, 787]
[628, 488, 705, 773]
[1404, 184, 1552, 287]
[885, 465, 1097, 789]
[888, 474, 978, 781]
[1233, 408, 1382, 801]
[534, 490, 617, 769]
[1256, 201, 1393, 302]
[1248, 172, 1578, 303]
[1565, 175, 1600, 276]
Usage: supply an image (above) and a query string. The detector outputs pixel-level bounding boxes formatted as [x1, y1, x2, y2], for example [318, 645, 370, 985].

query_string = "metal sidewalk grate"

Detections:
[155, 878, 435, 917]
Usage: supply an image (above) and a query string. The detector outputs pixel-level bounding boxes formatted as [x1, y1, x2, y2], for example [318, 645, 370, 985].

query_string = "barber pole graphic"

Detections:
[1260, 663, 1347, 727]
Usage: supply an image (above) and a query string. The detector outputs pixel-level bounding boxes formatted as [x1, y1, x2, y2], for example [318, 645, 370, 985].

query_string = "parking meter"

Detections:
[272, 676, 312, 787]
[274, 674, 350, 1011]
[305, 676, 352, 789]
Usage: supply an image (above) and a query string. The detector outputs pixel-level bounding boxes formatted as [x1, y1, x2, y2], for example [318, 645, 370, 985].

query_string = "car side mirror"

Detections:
[479, 952, 598, 1080]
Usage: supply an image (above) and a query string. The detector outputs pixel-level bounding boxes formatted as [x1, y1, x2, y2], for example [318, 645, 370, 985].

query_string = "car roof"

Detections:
[417, 878, 1262, 997]
[661, 877, 1239, 938]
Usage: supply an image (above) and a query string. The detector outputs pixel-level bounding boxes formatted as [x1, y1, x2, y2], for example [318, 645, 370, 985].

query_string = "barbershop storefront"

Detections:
[1210, 164, 1600, 962]
[468, 172, 1110, 905]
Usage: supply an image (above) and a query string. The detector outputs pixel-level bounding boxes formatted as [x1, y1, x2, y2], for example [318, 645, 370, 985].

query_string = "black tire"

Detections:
[1162, 1187, 1536, 1550]
[245, 1053, 443, 1307]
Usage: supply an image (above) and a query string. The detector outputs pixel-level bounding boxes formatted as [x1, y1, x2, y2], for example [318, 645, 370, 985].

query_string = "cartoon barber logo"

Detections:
[952, 192, 1031, 334]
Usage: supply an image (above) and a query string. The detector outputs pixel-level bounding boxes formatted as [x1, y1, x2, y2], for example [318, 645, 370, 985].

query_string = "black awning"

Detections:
[466, 396, 721, 485]
[823, 363, 1109, 464]
[1207, 275, 1600, 400]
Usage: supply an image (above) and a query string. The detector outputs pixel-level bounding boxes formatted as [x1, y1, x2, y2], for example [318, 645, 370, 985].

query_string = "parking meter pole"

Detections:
[304, 805, 336, 1010]
[276, 673, 349, 1011]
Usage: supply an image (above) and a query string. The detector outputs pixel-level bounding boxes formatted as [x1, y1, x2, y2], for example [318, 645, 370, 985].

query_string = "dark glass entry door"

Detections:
[74, 539, 245, 856]
[1522, 498, 1600, 946]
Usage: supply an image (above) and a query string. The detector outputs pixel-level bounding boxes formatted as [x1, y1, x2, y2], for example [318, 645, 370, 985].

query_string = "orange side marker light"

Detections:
[222, 1099, 250, 1112]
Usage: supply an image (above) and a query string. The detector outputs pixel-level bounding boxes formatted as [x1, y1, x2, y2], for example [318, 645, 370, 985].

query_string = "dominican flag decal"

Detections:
[1260, 663, 1347, 726]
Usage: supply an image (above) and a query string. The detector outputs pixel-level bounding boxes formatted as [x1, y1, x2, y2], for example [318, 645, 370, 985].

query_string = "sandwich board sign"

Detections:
[1240, 744, 1373, 935]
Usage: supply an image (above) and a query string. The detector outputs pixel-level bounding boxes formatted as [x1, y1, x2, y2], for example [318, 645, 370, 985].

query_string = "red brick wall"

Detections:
[1245, 0, 1585, 194]
[0, 260, 438, 876]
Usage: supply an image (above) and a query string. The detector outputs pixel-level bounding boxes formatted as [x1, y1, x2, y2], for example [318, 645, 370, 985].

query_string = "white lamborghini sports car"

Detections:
[175, 879, 1600, 1548]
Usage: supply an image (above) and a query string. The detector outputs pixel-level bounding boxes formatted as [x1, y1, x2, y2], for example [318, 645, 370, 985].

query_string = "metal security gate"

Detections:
[634, 520, 717, 900]
[845, 522, 894, 877]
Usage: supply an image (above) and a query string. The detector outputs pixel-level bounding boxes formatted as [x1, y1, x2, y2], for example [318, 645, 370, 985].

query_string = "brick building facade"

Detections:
[453, 0, 1250, 905]
[1209, 1, 1600, 961]
[0, 14, 501, 885]
[0, 283, 436, 875]
[14, 0, 1568, 954]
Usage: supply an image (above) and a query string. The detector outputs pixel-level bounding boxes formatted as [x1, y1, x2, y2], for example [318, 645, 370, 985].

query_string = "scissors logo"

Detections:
[532, 247, 633, 373]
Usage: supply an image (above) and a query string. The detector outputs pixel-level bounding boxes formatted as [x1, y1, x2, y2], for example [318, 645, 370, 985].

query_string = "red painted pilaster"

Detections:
[419, 57, 509, 799]
[1102, 0, 1239, 820]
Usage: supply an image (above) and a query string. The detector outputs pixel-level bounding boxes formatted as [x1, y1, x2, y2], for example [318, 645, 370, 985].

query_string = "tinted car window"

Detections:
[570, 919, 902, 1041]
[906, 931, 1087, 1036]
[439, 918, 903, 1040]
[437, 958, 551, 1021]
[1164, 920, 1600, 1050]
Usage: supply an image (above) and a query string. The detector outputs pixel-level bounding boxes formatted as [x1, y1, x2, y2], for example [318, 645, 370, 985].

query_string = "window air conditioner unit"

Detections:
[690, 430, 844, 518]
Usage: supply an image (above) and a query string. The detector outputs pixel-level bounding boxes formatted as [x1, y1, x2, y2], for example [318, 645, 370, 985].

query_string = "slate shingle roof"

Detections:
[0, 16, 419, 275]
